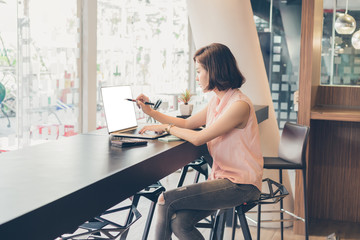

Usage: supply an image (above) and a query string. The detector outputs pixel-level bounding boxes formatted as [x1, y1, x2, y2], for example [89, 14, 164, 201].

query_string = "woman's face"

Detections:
[195, 61, 209, 92]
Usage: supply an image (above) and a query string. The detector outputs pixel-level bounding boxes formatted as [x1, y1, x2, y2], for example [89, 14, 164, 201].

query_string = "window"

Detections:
[0, 0, 79, 150]
[97, 0, 191, 128]
[321, 1, 360, 86]
[0, 0, 192, 152]
[251, 0, 302, 128]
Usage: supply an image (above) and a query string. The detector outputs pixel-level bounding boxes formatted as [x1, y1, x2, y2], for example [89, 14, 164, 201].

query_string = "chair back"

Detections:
[278, 122, 310, 167]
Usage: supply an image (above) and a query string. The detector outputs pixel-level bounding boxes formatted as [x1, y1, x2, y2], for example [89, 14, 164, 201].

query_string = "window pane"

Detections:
[252, 0, 302, 128]
[321, 2, 360, 86]
[0, 0, 17, 151]
[0, 0, 80, 151]
[97, 0, 190, 128]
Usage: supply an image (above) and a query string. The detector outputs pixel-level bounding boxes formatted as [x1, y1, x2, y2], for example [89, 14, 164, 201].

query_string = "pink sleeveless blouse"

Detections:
[206, 88, 263, 190]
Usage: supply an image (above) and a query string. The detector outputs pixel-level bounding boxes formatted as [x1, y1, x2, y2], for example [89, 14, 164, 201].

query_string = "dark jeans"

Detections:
[154, 178, 260, 240]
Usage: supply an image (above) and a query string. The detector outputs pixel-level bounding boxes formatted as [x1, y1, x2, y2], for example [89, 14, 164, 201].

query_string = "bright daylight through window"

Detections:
[0, 0, 79, 151]
[0, 0, 191, 151]
[96, 0, 191, 129]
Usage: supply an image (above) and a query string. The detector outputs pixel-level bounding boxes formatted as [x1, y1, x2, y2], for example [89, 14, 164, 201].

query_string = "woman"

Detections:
[136, 43, 263, 240]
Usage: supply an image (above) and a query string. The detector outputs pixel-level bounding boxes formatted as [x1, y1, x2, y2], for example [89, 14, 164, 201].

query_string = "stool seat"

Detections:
[264, 157, 302, 169]
[137, 182, 166, 201]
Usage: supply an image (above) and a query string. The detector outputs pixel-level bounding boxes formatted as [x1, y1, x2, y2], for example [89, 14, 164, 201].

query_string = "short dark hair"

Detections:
[193, 43, 245, 91]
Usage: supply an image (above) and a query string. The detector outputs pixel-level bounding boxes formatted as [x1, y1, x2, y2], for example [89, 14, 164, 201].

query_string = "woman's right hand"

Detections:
[136, 93, 153, 116]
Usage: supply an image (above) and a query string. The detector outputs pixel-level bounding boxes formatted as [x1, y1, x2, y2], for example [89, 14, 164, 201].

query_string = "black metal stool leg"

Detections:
[279, 170, 284, 240]
[209, 211, 221, 240]
[238, 206, 252, 240]
[193, 170, 201, 184]
[139, 182, 164, 240]
[206, 213, 216, 240]
[192, 163, 208, 184]
[257, 204, 261, 240]
[142, 201, 156, 240]
[217, 211, 227, 240]
[120, 195, 141, 240]
[177, 165, 189, 187]
[231, 207, 237, 240]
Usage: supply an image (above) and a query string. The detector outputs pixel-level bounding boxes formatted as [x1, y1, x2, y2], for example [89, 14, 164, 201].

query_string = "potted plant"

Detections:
[178, 89, 193, 116]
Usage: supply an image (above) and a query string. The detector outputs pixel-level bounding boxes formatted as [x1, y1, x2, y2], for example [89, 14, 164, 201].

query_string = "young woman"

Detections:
[136, 43, 263, 240]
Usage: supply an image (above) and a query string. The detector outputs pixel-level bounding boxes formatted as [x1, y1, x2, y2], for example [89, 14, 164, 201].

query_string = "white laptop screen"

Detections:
[101, 86, 137, 133]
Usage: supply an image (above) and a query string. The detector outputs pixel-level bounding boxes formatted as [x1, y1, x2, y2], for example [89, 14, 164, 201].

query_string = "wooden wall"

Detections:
[295, 0, 323, 234]
[308, 120, 360, 222]
[315, 86, 360, 107]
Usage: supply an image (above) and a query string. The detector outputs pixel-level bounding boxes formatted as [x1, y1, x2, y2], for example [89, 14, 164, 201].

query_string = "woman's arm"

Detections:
[167, 100, 250, 146]
[136, 93, 207, 129]
[149, 105, 207, 129]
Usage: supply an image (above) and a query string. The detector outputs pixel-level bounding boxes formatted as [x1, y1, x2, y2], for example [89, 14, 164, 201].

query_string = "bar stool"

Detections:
[177, 156, 209, 187]
[230, 178, 289, 240]
[60, 182, 165, 240]
[198, 178, 289, 240]
[120, 181, 165, 240]
[59, 202, 142, 240]
[258, 122, 310, 240]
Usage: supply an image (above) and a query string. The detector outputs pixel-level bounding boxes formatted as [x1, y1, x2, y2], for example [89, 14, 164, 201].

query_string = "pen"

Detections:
[125, 98, 155, 105]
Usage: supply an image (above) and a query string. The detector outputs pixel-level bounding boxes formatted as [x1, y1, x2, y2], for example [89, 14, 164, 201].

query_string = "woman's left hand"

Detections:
[139, 124, 167, 134]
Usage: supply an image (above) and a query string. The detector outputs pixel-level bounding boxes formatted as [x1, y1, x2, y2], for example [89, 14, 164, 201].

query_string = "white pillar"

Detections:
[187, 0, 279, 157]
[81, 0, 97, 133]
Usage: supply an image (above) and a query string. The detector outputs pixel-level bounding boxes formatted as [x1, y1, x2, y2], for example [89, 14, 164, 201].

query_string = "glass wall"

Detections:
[96, 0, 191, 128]
[0, 0, 192, 152]
[251, 0, 302, 128]
[321, 0, 360, 86]
[0, 0, 80, 151]
[0, 0, 17, 151]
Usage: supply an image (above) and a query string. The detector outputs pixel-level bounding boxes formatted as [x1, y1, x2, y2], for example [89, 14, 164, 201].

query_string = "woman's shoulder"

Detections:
[207, 93, 218, 106]
[230, 89, 253, 106]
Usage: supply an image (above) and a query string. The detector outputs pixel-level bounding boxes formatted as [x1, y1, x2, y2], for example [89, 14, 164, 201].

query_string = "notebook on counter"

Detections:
[101, 85, 168, 139]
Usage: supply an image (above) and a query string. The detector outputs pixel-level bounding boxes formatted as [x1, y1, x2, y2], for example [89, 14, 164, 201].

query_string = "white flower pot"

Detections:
[179, 104, 193, 116]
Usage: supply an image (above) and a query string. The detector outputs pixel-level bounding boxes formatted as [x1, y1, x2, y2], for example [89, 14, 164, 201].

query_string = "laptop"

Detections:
[101, 85, 168, 139]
